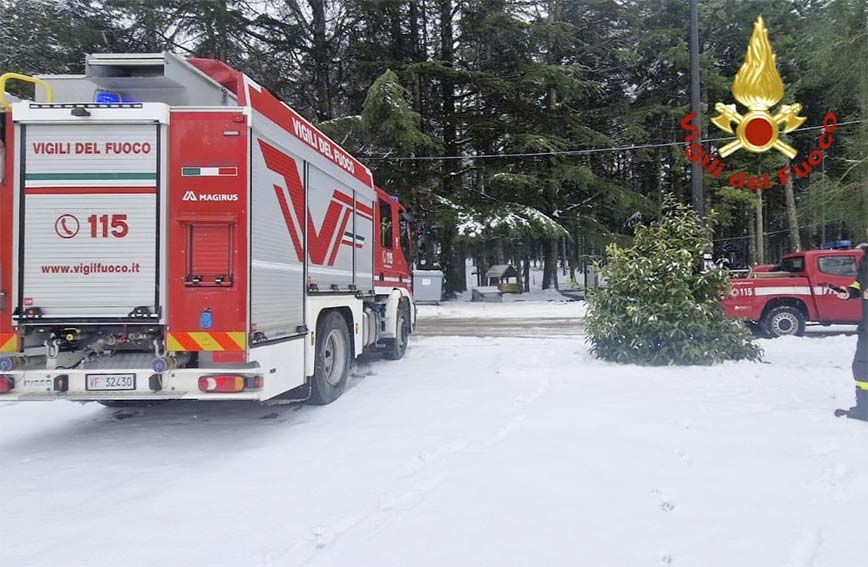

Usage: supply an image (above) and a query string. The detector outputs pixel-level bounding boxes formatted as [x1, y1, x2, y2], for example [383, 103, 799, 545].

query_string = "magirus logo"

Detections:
[182, 191, 239, 202]
[680, 16, 839, 191]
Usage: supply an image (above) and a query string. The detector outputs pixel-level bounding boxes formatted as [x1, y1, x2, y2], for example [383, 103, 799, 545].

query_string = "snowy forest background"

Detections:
[2, 0, 865, 294]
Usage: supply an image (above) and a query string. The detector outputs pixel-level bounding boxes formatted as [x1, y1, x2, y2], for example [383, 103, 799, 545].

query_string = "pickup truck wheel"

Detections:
[762, 306, 806, 338]
[307, 311, 351, 405]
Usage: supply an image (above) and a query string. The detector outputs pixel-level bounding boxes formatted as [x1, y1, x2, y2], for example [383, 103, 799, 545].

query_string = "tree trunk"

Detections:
[542, 238, 559, 290]
[783, 165, 802, 251]
[820, 204, 826, 244]
[748, 203, 757, 266]
[389, 2, 404, 60]
[494, 238, 505, 264]
[476, 254, 487, 287]
[569, 233, 577, 283]
[523, 250, 531, 292]
[437, 0, 461, 293]
[409, 1, 420, 57]
[439, 0, 457, 186]
[755, 190, 765, 265]
[440, 232, 465, 296]
[456, 244, 467, 292]
[409, 0, 425, 126]
[547, 0, 559, 108]
[308, 0, 332, 121]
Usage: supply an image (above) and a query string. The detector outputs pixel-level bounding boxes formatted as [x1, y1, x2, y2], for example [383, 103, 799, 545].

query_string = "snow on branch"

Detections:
[436, 196, 568, 241]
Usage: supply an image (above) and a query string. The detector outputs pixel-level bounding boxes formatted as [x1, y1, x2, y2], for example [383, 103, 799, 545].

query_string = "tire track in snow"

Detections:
[280, 354, 554, 565]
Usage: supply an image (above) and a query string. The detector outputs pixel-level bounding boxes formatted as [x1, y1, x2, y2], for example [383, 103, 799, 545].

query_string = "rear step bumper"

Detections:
[1, 368, 268, 401]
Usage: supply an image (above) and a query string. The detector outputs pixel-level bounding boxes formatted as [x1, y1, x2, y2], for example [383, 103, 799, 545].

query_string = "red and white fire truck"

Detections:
[723, 248, 863, 337]
[0, 53, 415, 404]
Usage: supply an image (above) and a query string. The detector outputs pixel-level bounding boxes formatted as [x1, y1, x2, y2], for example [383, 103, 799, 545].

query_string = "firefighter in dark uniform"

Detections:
[835, 244, 868, 421]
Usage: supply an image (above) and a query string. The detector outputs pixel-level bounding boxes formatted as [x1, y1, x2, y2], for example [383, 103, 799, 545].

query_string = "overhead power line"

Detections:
[362, 119, 868, 162]
[712, 221, 854, 244]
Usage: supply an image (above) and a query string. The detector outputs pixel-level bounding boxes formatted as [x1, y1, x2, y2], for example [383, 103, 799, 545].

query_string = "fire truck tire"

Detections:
[762, 305, 805, 338]
[308, 311, 352, 405]
[384, 303, 410, 361]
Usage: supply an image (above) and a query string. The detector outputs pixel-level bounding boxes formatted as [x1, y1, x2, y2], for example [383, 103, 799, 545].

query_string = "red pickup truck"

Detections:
[723, 249, 863, 337]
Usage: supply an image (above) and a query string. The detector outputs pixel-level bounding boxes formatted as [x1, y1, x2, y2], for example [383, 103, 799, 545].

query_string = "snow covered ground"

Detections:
[418, 288, 586, 319]
[2, 299, 866, 566]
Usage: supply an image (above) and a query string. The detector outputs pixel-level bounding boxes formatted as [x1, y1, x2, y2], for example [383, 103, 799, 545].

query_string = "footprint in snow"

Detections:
[674, 448, 692, 467]
[650, 488, 676, 512]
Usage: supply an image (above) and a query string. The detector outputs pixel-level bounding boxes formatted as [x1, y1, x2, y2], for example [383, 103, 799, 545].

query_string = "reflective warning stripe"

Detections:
[856, 381, 868, 391]
[754, 286, 812, 296]
[166, 332, 246, 352]
[0, 334, 18, 353]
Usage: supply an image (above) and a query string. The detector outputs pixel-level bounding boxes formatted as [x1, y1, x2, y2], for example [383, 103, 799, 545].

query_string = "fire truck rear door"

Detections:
[13, 104, 168, 320]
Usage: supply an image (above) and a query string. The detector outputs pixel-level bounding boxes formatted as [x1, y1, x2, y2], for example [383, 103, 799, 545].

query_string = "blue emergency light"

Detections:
[94, 90, 121, 104]
[94, 90, 139, 104]
[820, 240, 852, 250]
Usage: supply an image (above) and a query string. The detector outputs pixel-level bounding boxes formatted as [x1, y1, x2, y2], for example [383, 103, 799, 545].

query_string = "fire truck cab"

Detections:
[0, 53, 415, 404]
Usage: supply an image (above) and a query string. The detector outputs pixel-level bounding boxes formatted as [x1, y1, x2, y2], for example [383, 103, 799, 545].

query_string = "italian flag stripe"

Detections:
[182, 167, 238, 177]
[344, 231, 365, 242]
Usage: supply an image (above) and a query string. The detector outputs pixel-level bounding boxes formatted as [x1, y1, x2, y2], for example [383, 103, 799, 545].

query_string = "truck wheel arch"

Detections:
[383, 298, 411, 360]
[307, 310, 353, 405]
[761, 297, 808, 320]
[381, 288, 411, 339]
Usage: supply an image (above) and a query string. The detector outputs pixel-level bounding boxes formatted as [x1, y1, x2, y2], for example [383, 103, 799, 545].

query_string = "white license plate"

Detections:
[86, 374, 136, 391]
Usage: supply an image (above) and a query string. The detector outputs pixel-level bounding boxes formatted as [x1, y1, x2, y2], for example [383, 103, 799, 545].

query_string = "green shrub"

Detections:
[585, 195, 762, 365]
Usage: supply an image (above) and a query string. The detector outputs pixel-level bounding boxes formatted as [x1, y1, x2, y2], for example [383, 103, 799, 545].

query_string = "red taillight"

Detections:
[0, 375, 14, 394]
[198, 375, 245, 393]
[198, 375, 262, 393]
[199, 375, 244, 393]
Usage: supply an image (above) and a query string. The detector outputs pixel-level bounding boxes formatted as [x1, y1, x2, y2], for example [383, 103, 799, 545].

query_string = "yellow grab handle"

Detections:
[0, 72, 54, 111]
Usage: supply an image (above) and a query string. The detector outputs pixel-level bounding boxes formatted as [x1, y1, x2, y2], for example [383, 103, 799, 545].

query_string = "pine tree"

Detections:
[362, 69, 435, 154]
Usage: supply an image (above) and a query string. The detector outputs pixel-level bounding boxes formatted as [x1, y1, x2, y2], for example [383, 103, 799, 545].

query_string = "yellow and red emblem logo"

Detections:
[680, 15, 839, 191]
[711, 16, 806, 159]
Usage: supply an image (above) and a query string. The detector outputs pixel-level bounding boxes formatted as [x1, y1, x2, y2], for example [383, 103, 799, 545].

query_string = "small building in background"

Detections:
[485, 264, 521, 294]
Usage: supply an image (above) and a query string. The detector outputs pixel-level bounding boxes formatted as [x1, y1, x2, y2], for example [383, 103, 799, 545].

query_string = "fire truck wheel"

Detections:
[762, 305, 805, 338]
[308, 311, 351, 405]
[384, 304, 410, 361]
